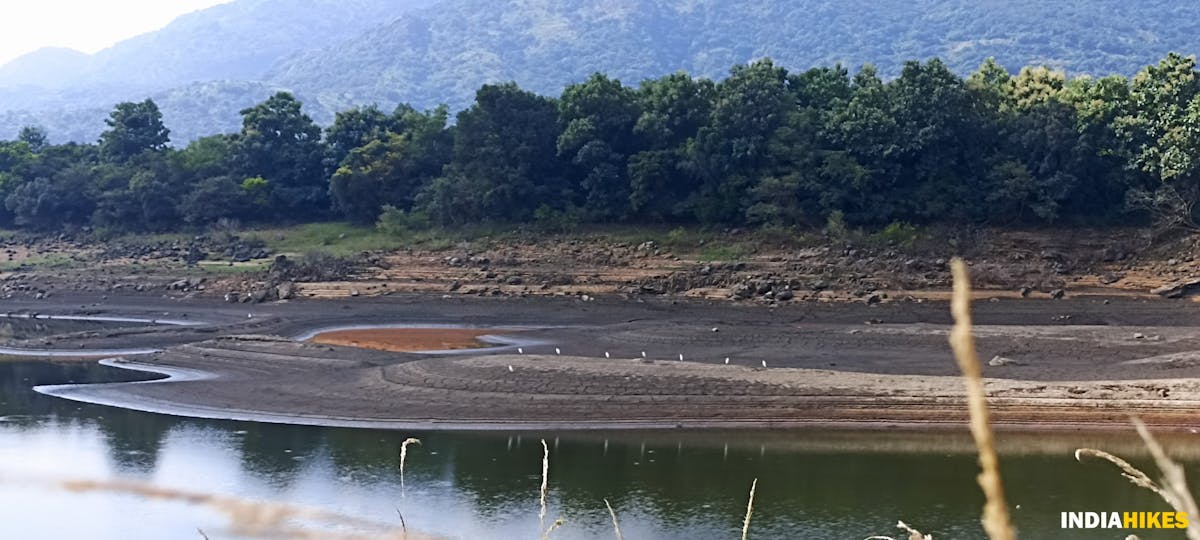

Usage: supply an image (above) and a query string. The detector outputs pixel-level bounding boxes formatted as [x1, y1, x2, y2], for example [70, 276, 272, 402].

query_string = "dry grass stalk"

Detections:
[741, 478, 758, 540]
[864, 520, 933, 540]
[399, 437, 421, 491]
[1076, 419, 1200, 540]
[48, 477, 424, 539]
[541, 518, 565, 539]
[604, 498, 625, 540]
[948, 258, 1017, 540]
[540, 438, 550, 536]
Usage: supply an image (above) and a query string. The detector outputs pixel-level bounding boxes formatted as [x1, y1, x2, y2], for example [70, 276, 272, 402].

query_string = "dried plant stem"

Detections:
[1078, 419, 1200, 540]
[741, 478, 758, 540]
[44, 477, 417, 539]
[604, 499, 625, 540]
[948, 259, 1016, 540]
[864, 520, 932, 540]
[540, 439, 550, 535]
[399, 437, 421, 492]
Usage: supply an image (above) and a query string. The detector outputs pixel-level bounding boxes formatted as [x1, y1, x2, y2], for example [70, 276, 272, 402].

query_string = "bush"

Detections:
[871, 222, 921, 248]
[376, 205, 431, 236]
[533, 204, 582, 233]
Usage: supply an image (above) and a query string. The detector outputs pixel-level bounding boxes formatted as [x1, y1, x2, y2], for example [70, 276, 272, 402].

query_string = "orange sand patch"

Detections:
[310, 328, 504, 352]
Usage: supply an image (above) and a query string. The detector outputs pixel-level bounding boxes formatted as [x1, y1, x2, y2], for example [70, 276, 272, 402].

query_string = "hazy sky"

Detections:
[0, 0, 233, 65]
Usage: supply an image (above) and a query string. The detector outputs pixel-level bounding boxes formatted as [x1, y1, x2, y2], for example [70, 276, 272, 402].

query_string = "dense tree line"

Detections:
[3, 53, 1200, 235]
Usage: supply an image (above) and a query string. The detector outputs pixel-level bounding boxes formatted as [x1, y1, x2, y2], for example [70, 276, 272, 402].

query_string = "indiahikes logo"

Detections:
[1061, 511, 1189, 530]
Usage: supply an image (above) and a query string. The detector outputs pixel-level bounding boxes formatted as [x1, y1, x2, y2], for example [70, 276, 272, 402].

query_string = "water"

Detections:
[0, 360, 1193, 539]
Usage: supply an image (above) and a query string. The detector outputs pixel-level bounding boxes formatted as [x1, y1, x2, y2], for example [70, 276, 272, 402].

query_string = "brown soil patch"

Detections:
[310, 327, 504, 352]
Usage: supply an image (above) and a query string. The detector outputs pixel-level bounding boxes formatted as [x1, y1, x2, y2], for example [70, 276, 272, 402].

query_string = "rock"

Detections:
[250, 289, 269, 303]
[224, 292, 240, 303]
[1169, 258, 1180, 266]
[275, 282, 295, 300]
[168, 279, 190, 291]
[1100, 273, 1122, 285]
[1152, 278, 1200, 299]
[865, 292, 883, 304]
[988, 355, 1020, 367]
[506, 276, 524, 285]
[1019, 286, 1033, 297]
[448, 280, 462, 292]
[1133, 332, 1146, 340]
[1049, 288, 1065, 300]
[731, 283, 755, 300]
[775, 289, 795, 301]
[349, 288, 360, 297]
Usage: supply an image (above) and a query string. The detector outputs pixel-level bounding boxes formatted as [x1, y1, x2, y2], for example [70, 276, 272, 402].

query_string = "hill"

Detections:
[2, 0, 1199, 143]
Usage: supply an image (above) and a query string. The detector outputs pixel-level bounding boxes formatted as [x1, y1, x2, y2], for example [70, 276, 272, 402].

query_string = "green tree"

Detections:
[1115, 53, 1200, 229]
[557, 73, 640, 220]
[628, 72, 715, 220]
[418, 83, 563, 224]
[236, 92, 325, 217]
[330, 107, 451, 223]
[99, 99, 170, 162]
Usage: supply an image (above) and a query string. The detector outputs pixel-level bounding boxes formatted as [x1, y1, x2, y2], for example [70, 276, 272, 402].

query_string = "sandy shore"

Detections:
[11, 292, 1200, 431]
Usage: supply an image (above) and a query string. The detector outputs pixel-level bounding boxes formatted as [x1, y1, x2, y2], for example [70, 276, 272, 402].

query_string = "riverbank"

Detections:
[12, 292, 1200, 432]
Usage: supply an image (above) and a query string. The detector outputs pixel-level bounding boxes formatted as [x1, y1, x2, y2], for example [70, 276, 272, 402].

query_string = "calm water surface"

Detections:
[0, 361, 1193, 539]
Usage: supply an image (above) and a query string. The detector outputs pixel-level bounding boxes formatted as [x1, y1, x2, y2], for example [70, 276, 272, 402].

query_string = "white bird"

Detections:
[605, 352, 611, 358]
[518, 348, 524, 354]
[555, 348, 561, 355]
[508, 365, 514, 372]
[761, 360, 767, 368]
[678, 353, 684, 361]
[724, 357, 730, 365]
[641, 351, 647, 358]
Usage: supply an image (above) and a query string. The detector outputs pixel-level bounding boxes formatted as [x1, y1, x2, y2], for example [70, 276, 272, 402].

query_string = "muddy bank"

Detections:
[10, 292, 1198, 431]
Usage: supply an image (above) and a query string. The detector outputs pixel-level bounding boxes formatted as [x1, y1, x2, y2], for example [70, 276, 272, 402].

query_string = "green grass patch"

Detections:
[0, 254, 82, 272]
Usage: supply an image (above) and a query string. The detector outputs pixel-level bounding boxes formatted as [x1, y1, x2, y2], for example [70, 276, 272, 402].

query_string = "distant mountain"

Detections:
[0, 0, 438, 143]
[269, 0, 1200, 113]
[2, 0, 1199, 144]
[0, 47, 90, 88]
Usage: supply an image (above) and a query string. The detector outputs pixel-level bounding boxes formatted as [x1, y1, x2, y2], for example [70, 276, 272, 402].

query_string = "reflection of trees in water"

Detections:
[234, 422, 326, 487]
[93, 407, 175, 473]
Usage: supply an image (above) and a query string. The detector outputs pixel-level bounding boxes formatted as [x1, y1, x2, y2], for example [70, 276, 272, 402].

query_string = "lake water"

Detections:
[0, 360, 1193, 539]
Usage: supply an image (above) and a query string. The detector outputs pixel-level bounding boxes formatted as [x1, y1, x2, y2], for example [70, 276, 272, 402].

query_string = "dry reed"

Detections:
[399, 437, 421, 492]
[540, 438, 550, 534]
[741, 478, 758, 540]
[1076, 418, 1200, 540]
[948, 258, 1016, 540]
[864, 520, 932, 540]
[604, 498, 625, 540]
[36, 476, 426, 539]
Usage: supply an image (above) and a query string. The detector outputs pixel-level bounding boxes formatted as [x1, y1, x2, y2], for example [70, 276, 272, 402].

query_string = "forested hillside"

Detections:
[1, 53, 1198, 238]
[1, 0, 1198, 143]
[270, 0, 1200, 114]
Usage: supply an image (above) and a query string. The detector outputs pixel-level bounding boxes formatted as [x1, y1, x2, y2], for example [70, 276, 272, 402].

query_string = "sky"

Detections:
[0, 0, 234, 66]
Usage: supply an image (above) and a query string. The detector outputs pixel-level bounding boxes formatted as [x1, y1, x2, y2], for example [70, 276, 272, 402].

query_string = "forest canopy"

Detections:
[2, 53, 1200, 235]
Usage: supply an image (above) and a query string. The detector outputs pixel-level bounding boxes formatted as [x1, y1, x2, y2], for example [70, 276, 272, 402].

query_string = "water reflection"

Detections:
[0, 361, 1192, 539]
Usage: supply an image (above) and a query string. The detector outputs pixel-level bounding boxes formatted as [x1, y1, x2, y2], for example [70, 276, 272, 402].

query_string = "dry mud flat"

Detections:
[21, 293, 1200, 431]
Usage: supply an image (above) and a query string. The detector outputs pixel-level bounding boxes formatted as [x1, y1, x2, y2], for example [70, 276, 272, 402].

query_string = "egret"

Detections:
[518, 347, 524, 354]
[605, 352, 610, 358]
[555, 347, 561, 355]
[761, 360, 767, 368]
[724, 357, 730, 365]
[508, 365, 514, 372]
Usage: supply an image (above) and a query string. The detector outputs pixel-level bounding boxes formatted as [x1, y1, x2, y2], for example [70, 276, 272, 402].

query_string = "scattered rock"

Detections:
[1152, 278, 1200, 299]
[1049, 288, 1065, 300]
[988, 355, 1020, 367]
